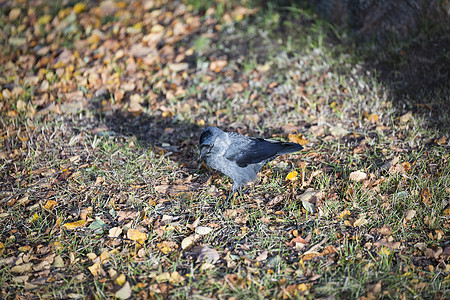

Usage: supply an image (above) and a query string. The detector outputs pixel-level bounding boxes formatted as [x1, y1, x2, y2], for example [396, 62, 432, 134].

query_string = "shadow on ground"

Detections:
[266, 0, 450, 131]
[98, 111, 202, 166]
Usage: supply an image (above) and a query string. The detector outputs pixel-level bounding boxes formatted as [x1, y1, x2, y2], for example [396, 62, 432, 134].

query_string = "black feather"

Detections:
[227, 138, 303, 167]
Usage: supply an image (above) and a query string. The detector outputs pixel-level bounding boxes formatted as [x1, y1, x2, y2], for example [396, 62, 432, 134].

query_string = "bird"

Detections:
[199, 126, 303, 201]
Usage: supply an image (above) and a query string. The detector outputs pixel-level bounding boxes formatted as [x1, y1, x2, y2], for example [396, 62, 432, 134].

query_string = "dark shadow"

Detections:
[260, 0, 450, 131]
[93, 109, 202, 168]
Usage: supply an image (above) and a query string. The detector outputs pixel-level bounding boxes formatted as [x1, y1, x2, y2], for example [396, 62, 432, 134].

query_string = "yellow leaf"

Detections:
[100, 252, 110, 263]
[367, 113, 379, 122]
[115, 273, 126, 286]
[18, 245, 31, 252]
[43, 200, 58, 210]
[18, 135, 29, 142]
[297, 283, 312, 292]
[32, 213, 39, 222]
[73, 3, 86, 14]
[169, 271, 184, 284]
[37, 15, 52, 25]
[400, 112, 413, 123]
[378, 247, 391, 256]
[288, 133, 309, 146]
[286, 171, 298, 181]
[127, 229, 147, 243]
[53, 61, 66, 69]
[62, 220, 87, 229]
[88, 262, 101, 276]
[337, 209, 351, 220]
[159, 245, 172, 254]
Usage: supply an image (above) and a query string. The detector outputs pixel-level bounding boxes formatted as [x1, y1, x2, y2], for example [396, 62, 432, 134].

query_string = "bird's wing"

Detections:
[225, 134, 302, 168]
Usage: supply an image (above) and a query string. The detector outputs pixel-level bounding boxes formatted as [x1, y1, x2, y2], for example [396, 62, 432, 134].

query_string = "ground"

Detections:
[0, 0, 449, 299]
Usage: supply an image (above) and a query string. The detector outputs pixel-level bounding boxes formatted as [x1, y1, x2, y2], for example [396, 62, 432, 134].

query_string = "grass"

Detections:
[1, 0, 449, 299]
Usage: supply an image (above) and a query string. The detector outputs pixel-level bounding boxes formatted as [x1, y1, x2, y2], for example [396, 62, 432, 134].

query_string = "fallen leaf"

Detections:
[115, 273, 126, 286]
[181, 234, 196, 250]
[43, 200, 58, 210]
[127, 229, 147, 244]
[288, 133, 309, 145]
[168, 63, 189, 72]
[329, 125, 349, 137]
[37, 15, 52, 25]
[88, 262, 101, 276]
[420, 187, 431, 206]
[436, 135, 447, 145]
[349, 170, 367, 182]
[89, 218, 107, 233]
[11, 263, 33, 273]
[399, 112, 413, 123]
[53, 255, 65, 268]
[155, 272, 171, 283]
[12, 275, 29, 283]
[286, 170, 298, 181]
[62, 220, 87, 230]
[209, 60, 227, 72]
[100, 252, 111, 263]
[73, 3, 86, 13]
[404, 210, 416, 222]
[256, 250, 268, 261]
[191, 246, 220, 264]
[115, 281, 132, 299]
[195, 226, 212, 235]
[367, 114, 379, 123]
[109, 227, 122, 238]
[9, 8, 21, 20]
[302, 200, 315, 213]
[353, 215, 368, 227]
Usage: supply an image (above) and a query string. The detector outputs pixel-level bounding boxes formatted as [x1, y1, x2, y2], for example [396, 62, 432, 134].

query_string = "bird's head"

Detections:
[199, 126, 222, 160]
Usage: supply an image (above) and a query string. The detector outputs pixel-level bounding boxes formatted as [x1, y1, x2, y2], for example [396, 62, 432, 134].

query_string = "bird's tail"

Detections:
[278, 143, 303, 155]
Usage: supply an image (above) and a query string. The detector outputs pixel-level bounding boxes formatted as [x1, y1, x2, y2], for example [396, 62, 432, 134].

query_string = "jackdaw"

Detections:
[199, 126, 303, 199]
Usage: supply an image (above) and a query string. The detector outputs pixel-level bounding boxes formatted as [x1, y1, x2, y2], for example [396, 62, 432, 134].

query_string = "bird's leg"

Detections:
[221, 184, 239, 208]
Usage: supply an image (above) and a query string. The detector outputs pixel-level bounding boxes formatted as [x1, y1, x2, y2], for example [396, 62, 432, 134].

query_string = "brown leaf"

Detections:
[11, 263, 33, 273]
[209, 60, 227, 73]
[435, 135, 447, 145]
[399, 112, 413, 123]
[256, 250, 268, 262]
[404, 210, 416, 222]
[420, 187, 431, 206]
[191, 246, 220, 264]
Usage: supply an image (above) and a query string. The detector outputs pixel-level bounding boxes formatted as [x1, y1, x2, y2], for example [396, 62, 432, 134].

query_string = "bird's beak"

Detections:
[199, 145, 211, 161]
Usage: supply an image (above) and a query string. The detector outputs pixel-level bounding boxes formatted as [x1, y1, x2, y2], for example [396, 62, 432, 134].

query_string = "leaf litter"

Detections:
[0, 0, 449, 299]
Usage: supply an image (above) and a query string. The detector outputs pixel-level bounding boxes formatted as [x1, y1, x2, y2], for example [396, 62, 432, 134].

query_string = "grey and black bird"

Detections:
[199, 126, 303, 199]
